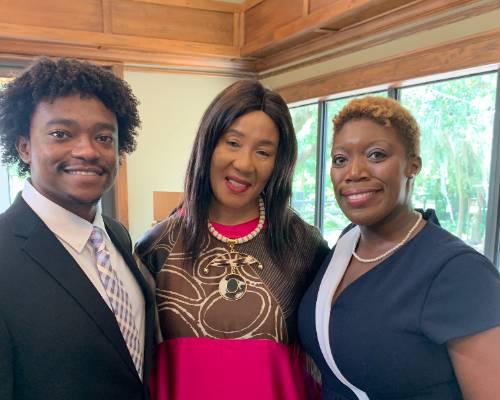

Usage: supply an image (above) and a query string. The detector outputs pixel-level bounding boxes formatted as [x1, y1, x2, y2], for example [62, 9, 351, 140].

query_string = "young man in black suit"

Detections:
[0, 58, 154, 400]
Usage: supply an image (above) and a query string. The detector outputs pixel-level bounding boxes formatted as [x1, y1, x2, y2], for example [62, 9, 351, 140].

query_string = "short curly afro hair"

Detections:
[0, 57, 141, 175]
[333, 96, 420, 157]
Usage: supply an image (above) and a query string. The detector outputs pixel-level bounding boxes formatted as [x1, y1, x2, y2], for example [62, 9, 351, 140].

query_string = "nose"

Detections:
[71, 135, 100, 161]
[232, 148, 254, 174]
[345, 156, 367, 182]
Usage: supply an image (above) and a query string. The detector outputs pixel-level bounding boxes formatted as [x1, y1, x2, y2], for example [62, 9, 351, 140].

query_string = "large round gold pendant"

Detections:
[218, 273, 247, 301]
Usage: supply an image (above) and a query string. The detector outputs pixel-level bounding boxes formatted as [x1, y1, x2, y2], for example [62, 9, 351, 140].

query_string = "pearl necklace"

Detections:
[352, 213, 423, 263]
[205, 197, 265, 301]
[207, 197, 265, 246]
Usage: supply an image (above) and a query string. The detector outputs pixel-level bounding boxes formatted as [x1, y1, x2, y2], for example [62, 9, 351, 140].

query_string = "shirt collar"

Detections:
[21, 180, 107, 253]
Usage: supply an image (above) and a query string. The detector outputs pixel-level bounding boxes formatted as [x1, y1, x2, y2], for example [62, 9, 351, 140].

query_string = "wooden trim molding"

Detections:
[115, 158, 130, 229]
[241, 0, 264, 12]
[0, 39, 255, 77]
[110, 63, 129, 228]
[302, 0, 310, 17]
[101, 0, 113, 34]
[130, 0, 240, 13]
[276, 27, 500, 104]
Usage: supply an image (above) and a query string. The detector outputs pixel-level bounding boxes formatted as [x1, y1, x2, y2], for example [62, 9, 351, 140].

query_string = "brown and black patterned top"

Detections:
[136, 211, 329, 344]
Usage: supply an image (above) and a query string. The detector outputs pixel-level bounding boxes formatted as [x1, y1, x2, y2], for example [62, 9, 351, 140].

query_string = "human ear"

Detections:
[407, 155, 422, 179]
[15, 135, 31, 165]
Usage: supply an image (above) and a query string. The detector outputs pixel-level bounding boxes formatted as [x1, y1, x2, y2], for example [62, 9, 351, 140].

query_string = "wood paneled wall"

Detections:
[111, 1, 234, 45]
[0, 0, 252, 76]
[0, 0, 498, 77]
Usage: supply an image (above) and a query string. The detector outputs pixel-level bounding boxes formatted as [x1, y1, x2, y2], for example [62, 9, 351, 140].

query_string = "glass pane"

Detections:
[323, 92, 388, 246]
[0, 78, 22, 211]
[0, 163, 9, 213]
[400, 73, 497, 253]
[8, 165, 23, 203]
[290, 103, 318, 225]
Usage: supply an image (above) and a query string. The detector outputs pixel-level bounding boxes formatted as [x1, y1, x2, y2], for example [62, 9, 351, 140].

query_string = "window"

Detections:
[0, 72, 24, 213]
[290, 103, 318, 226]
[290, 70, 500, 267]
[400, 73, 497, 253]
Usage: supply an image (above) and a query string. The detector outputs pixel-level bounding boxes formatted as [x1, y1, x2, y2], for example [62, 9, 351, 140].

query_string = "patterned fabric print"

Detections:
[156, 229, 287, 342]
[136, 212, 329, 345]
[89, 227, 143, 377]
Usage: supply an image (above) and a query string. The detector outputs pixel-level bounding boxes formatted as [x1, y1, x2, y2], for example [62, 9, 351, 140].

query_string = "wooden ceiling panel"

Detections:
[319, 0, 416, 31]
[0, 0, 496, 79]
[244, 0, 303, 44]
[0, 0, 103, 32]
[241, 0, 418, 58]
[255, 0, 496, 74]
[111, 0, 234, 45]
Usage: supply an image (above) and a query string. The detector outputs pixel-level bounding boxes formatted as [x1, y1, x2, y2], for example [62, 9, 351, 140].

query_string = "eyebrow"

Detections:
[225, 128, 277, 147]
[332, 139, 392, 151]
[45, 119, 117, 132]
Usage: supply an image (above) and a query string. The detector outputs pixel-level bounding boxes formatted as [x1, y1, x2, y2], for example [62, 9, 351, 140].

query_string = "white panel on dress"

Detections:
[315, 226, 369, 400]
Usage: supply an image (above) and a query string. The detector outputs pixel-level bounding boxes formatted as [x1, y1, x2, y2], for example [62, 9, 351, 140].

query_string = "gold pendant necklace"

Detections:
[204, 198, 265, 301]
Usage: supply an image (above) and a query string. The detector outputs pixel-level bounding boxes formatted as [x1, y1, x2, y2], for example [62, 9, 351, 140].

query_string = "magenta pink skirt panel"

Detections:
[150, 337, 321, 400]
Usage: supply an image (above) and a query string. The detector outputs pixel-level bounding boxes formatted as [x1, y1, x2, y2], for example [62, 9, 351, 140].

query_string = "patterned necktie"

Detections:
[88, 227, 143, 379]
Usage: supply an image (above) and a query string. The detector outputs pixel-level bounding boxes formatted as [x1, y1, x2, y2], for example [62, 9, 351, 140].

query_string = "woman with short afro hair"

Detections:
[298, 96, 500, 399]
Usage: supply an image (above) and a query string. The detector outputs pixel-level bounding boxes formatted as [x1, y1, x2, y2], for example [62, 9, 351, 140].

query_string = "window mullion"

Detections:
[314, 101, 327, 232]
[484, 69, 500, 267]
[388, 87, 398, 100]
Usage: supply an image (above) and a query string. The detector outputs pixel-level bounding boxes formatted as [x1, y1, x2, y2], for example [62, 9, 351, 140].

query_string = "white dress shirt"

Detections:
[22, 181, 145, 370]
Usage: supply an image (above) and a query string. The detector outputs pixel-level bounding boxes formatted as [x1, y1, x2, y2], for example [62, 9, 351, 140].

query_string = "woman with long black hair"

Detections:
[136, 80, 329, 400]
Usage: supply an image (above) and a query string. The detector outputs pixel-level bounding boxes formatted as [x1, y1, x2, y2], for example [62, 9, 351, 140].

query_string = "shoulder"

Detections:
[135, 213, 182, 259]
[428, 225, 498, 280]
[421, 218, 486, 263]
[287, 210, 330, 258]
[0, 199, 40, 248]
[406, 214, 499, 299]
[420, 226, 500, 342]
[289, 211, 325, 240]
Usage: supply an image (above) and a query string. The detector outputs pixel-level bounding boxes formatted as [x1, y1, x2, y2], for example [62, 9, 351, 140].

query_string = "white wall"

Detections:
[124, 70, 237, 242]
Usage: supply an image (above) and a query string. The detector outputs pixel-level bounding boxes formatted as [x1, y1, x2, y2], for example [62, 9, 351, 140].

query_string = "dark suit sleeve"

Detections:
[0, 315, 13, 399]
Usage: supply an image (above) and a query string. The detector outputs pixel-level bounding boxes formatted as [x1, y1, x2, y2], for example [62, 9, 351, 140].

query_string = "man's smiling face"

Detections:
[16, 93, 119, 220]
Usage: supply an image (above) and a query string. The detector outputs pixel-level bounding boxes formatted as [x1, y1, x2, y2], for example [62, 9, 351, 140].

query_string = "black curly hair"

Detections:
[0, 57, 141, 175]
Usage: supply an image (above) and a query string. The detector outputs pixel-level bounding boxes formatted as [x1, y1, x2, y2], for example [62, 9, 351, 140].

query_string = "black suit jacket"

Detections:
[0, 195, 154, 400]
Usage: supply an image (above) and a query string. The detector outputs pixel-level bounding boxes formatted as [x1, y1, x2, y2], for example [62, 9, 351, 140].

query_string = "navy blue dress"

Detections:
[298, 211, 500, 399]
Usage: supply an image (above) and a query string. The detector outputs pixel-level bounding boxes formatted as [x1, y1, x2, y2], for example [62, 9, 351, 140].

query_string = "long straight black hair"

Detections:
[181, 80, 298, 259]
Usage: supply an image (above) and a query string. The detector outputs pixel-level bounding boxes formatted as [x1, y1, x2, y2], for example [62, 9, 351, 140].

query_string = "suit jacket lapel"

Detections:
[10, 197, 140, 380]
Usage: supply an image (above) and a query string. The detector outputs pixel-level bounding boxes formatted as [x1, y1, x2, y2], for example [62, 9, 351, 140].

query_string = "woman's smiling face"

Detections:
[209, 110, 278, 223]
[330, 118, 421, 227]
